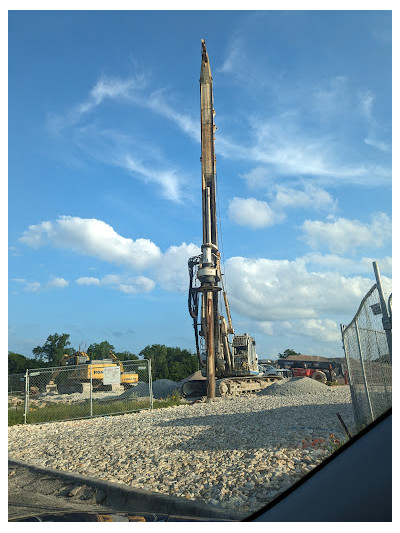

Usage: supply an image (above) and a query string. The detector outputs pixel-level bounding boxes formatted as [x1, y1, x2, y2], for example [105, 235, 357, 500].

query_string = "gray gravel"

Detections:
[260, 376, 334, 396]
[8, 381, 355, 515]
[151, 379, 179, 399]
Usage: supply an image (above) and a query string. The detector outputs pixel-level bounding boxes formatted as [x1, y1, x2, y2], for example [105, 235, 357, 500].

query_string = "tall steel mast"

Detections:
[197, 39, 221, 399]
[186, 39, 273, 399]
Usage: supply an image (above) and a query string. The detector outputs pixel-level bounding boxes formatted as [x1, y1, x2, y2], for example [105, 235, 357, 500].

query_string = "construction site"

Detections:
[8, 37, 392, 522]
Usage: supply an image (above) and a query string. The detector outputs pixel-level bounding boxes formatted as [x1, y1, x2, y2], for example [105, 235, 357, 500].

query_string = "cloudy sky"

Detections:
[8, 9, 392, 360]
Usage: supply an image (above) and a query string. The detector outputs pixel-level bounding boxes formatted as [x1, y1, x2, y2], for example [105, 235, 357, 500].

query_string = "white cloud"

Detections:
[300, 213, 392, 254]
[312, 76, 349, 119]
[239, 167, 272, 189]
[24, 282, 42, 292]
[19, 216, 162, 269]
[300, 252, 392, 277]
[295, 318, 341, 343]
[47, 277, 69, 289]
[86, 75, 198, 142]
[19, 216, 200, 294]
[258, 321, 275, 336]
[218, 39, 244, 75]
[152, 242, 201, 292]
[227, 186, 336, 230]
[273, 184, 337, 212]
[75, 241, 200, 295]
[357, 91, 391, 155]
[47, 73, 191, 203]
[299, 252, 356, 271]
[19, 276, 69, 292]
[72, 126, 186, 203]
[221, 111, 391, 188]
[146, 89, 198, 142]
[122, 154, 182, 203]
[47, 74, 148, 133]
[47, 69, 391, 200]
[118, 277, 155, 294]
[76, 277, 101, 286]
[252, 317, 341, 347]
[360, 256, 392, 276]
[77, 274, 154, 294]
[228, 197, 284, 228]
[359, 90, 374, 122]
[224, 256, 377, 322]
[50, 72, 198, 144]
[85, 75, 146, 109]
[364, 137, 391, 153]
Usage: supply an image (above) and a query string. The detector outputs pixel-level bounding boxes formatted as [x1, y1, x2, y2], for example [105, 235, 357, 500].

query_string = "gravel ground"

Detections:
[8, 379, 355, 515]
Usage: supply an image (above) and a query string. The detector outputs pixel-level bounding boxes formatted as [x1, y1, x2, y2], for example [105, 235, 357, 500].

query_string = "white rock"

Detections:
[8, 386, 355, 514]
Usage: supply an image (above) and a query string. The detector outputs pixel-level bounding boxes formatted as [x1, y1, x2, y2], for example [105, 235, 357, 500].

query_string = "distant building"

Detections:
[280, 354, 344, 363]
[277, 354, 347, 375]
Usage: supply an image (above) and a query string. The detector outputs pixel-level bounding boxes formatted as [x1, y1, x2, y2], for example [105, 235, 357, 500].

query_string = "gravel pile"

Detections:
[260, 377, 333, 397]
[118, 382, 150, 399]
[8, 386, 355, 515]
[151, 379, 179, 399]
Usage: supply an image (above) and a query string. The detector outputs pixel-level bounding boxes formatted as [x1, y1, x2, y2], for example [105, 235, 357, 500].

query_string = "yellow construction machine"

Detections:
[51, 351, 138, 394]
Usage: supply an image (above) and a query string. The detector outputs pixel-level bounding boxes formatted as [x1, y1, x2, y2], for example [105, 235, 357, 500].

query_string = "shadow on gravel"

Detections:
[154, 402, 355, 452]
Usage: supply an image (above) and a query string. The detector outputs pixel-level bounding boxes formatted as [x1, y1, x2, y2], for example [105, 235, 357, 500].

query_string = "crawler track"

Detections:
[181, 376, 283, 397]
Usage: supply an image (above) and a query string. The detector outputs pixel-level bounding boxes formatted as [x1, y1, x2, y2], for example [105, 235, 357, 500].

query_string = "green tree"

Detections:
[114, 350, 138, 361]
[139, 344, 198, 381]
[278, 348, 300, 359]
[87, 340, 115, 360]
[32, 333, 73, 366]
[140, 344, 168, 380]
[8, 352, 42, 373]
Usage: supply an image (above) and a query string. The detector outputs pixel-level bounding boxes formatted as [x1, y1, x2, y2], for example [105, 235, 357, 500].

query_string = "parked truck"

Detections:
[277, 359, 344, 383]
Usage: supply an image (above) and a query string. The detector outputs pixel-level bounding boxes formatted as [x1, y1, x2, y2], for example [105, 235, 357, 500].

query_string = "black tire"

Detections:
[313, 371, 327, 383]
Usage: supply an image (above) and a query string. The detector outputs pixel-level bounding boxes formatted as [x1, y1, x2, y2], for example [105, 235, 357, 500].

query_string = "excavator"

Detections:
[184, 40, 282, 398]
[47, 351, 138, 394]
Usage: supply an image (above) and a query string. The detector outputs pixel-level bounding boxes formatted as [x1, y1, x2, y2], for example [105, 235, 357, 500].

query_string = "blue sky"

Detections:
[8, 9, 392, 360]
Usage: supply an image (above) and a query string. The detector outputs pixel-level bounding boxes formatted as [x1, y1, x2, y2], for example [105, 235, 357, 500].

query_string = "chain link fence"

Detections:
[8, 359, 153, 425]
[341, 263, 392, 430]
[8, 373, 26, 395]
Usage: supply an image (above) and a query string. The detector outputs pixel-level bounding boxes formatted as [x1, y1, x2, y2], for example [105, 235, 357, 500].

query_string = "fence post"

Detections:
[373, 261, 392, 358]
[341, 324, 361, 425]
[90, 363, 93, 418]
[148, 359, 153, 410]
[23, 370, 29, 424]
[374, 330, 389, 397]
[354, 318, 375, 423]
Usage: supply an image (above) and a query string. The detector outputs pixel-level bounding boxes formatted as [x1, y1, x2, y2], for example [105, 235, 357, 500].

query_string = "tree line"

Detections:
[8, 333, 199, 383]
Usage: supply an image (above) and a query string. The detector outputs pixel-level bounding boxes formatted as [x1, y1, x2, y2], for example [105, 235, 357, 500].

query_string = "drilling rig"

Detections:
[185, 40, 282, 399]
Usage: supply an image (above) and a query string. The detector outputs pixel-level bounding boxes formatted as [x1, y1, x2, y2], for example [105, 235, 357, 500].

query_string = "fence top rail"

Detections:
[342, 283, 377, 335]
[22, 358, 149, 374]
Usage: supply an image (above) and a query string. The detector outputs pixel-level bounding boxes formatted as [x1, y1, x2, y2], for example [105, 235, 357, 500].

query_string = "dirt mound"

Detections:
[259, 376, 331, 397]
